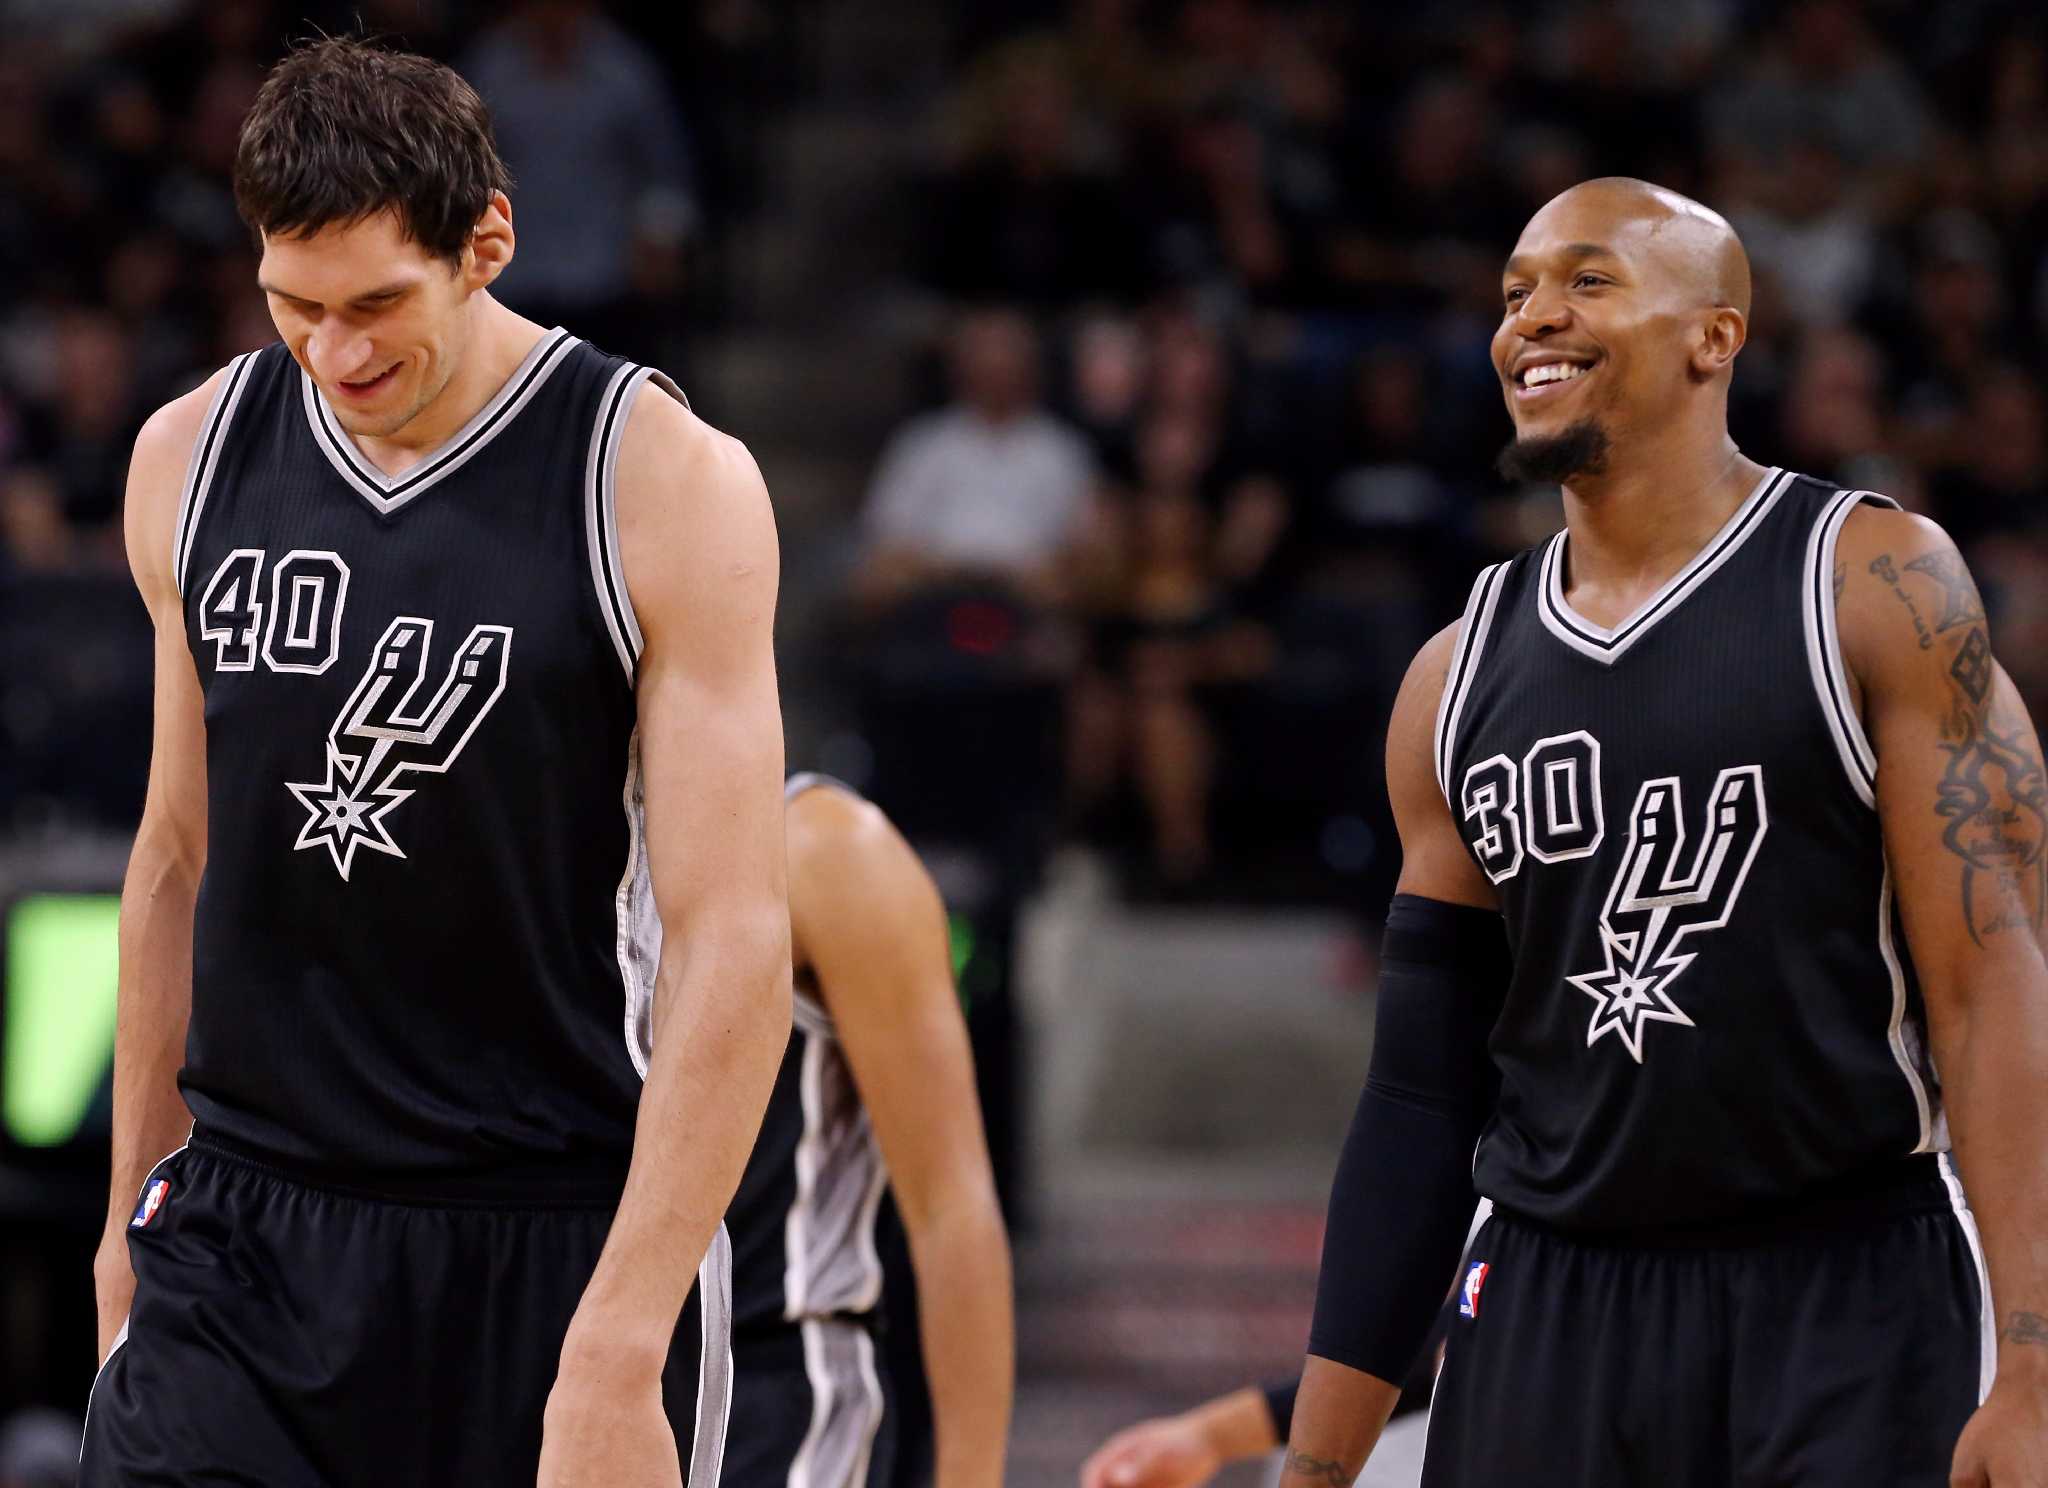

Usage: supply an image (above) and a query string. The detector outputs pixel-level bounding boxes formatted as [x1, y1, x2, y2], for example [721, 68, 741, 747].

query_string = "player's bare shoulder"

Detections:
[125, 365, 240, 603]
[1831, 502, 1988, 695]
[611, 375, 778, 633]
[787, 782, 919, 924]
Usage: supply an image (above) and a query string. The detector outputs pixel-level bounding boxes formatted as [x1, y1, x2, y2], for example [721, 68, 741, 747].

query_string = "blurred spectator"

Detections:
[927, 40, 1141, 307]
[857, 307, 1100, 613]
[461, 0, 697, 362]
[0, 1407, 79, 1488]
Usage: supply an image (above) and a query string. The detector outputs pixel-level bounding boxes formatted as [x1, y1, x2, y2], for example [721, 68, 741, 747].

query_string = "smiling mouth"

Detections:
[335, 366, 398, 399]
[1513, 360, 1597, 402]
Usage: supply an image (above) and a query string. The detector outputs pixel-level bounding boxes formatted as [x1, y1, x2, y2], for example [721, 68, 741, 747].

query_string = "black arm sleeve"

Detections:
[1303, 893, 1508, 1386]
[1261, 1377, 1299, 1441]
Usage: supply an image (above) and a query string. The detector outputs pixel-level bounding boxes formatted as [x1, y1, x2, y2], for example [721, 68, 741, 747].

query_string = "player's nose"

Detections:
[1512, 280, 1572, 338]
[305, 328, 378, 384]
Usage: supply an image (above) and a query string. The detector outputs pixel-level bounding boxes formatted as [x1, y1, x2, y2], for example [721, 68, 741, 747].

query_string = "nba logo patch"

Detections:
[131, 1177, 171, 1229]
[1459, 1260, 1490, 1320]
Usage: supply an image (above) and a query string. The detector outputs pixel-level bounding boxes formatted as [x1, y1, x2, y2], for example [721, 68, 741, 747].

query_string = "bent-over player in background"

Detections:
[721, 773, 1013, 1487]
[1283, 178, 2048, 1487]
[85, 38, 790, 1488]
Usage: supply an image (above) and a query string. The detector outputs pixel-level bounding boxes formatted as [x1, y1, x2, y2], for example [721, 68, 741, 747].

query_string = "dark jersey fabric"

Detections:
[174, 331, 668, 1196]
[1440, 469, 1943, 1232]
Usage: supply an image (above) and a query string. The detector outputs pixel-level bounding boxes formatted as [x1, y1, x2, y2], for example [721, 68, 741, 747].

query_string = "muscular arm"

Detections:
[93, 376, 221, 1361]
[1281, 624, 1498, 1487]
[547, 390, 791, 1447]
[789, 786, 1013, 1488]
[1837, 507, 2048, 1477]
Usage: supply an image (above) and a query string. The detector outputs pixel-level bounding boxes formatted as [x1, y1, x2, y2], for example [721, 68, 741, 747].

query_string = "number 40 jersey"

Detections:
[1438, 468, 1947, 1232]
[173, 332, 678, 1197]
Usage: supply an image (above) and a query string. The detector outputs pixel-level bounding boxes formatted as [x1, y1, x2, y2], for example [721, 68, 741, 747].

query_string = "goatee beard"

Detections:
[1496, 419, 1611, 484]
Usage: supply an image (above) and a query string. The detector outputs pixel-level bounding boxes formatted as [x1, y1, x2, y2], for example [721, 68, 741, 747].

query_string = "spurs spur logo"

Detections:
[1564, 766, 1768, 1062]
[286, 617, 513, 880]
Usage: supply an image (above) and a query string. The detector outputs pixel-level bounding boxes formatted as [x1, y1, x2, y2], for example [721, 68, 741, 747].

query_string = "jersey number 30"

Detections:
[1459, 731, 1605, 882]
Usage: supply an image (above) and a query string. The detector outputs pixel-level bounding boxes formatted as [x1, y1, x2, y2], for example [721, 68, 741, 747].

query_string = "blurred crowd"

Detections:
[850, 0, 2048, 897]
[4, 0, 2048, 905]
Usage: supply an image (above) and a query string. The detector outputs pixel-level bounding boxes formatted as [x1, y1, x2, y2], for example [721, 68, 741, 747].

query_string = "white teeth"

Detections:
[1522, 362, 1589, 387]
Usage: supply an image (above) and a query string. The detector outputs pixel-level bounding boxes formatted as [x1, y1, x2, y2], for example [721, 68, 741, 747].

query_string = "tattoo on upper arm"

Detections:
[1907, 550, 2048, 946]
[1832, 562, 1846, 602]
[2002, 1311, 2048, 1347]
[1870, 554, 1934, 650]
[1284, 1453, 1358, 1487]
[1904, 549, 1987, 632]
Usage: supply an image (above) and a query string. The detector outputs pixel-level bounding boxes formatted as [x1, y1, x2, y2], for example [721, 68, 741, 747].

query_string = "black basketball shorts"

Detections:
[722, 1318, 896, 1487]
[81, 1137, 734, 1486]
[1420, 1157, 1989, 1488]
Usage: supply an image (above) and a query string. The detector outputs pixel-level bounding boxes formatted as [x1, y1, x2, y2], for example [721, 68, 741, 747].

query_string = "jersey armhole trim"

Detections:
[173, 352, 259, 598]
[1434, 562, 1510, 807]
[586, 363, 658, 681]
[1801, 488, 1897, 809]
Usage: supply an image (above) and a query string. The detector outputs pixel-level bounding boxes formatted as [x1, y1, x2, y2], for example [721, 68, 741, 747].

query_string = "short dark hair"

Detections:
[233, 36, 512, 262]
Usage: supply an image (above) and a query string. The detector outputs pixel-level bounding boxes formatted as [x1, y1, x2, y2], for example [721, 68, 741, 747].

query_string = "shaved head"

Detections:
[1530, 177, 1751, 317]
[1492, 177, 1755, 483]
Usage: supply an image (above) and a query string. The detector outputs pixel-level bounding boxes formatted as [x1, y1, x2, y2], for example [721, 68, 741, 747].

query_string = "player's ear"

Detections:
[1692, 306, 1745, 378]
[463, 191, 514, 290]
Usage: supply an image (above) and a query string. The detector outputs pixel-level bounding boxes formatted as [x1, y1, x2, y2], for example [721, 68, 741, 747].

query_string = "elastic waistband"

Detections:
[188, 1126, 632, 1210]
[1491, 1155, 1954, 1251]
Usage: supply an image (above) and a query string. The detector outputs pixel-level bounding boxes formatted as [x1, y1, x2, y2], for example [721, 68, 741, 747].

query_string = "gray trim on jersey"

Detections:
[688, 1222, 735, 1488]
[783, 1029, 889, 1321]
[301, 328, 578, 516]
[585, 363, 662, 680]
[1801, 487, 1897, 808]
[1536, 466, 1792, 665]
[1434, 561, 1510, 805]
[1877, 867, 1942, 1155]
[615, 728, 660, 1078]
[1938, 1153, 1997, 1405]
[173, 352, 258, 596]
[786, 1317, 885, 1488]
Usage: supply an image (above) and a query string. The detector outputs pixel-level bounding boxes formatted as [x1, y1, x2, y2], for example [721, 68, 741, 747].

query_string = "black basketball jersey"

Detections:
[727, 773, 890, 1332]
[1439, 467, 1944, 1232]
[173, 330, 684, 1197]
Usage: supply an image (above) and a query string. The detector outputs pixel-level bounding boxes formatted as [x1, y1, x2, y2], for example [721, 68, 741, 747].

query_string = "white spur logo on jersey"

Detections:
[1564, 766, 1768, 1062]
[286, 617, 513, 880]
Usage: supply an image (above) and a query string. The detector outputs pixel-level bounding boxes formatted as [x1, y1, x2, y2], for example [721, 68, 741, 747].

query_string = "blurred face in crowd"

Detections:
[951, 310, 1040, 422]
[1492, 178, 1749, 483]
[257, 197, 513, 441]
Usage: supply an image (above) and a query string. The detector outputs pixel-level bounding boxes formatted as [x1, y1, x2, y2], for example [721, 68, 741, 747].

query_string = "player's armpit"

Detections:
[1386, 622, 1497, 910]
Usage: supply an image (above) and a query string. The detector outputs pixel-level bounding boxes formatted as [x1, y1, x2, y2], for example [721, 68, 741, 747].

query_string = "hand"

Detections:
[93, 1231, 136, 1365]
[536, 1343, 679, 1488]
[1079, 1413, 1223, 1488]
[1951, 1377, 2048, 1487]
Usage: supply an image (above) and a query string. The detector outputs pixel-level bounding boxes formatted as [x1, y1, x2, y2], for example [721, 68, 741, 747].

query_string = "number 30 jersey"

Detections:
[173, 332, 679, 1197]
[1438, 467, 1946, 1232]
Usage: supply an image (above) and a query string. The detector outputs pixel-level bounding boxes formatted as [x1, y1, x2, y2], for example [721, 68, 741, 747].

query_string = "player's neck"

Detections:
[1557, 431, 1767, 611]
[351, 297, 549, 466]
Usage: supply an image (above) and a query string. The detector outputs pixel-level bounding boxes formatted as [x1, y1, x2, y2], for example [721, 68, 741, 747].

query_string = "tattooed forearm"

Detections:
[1905, 549, 1987, 632]
[2002, 1311, 2048, 1347]
[1933, 622, 2048, 946]
[1869, 554, 1934, 650]
[1282, 1453, 1358, 1487]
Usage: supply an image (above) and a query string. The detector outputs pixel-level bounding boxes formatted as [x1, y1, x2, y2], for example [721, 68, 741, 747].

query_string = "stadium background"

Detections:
[1, 0, 2046, 1482]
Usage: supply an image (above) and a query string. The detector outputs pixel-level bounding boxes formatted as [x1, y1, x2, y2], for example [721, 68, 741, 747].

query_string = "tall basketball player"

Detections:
[721, 773, 1012, 1487]
[84, 39, 790, 1488]
[1282, 179, 2048, 1486]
